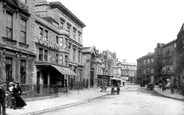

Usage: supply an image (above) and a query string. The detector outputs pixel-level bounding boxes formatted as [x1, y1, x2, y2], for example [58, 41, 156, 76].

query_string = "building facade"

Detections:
[35, 0, 85, 89]
[175, 24, 184, 95]
[0, 0, 36, 84]
[161, 40, 175, 84]
[117, 61, 137, 83]
[82, 46, 98, 88]
[137, 52, 154, 84]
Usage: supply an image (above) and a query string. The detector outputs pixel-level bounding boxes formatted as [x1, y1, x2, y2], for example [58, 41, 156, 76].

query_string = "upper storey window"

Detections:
[6, 12, 13, 39]
[73, 28, 77, 40]
[78, 31, 81, 42]
[20, 18, 27, 43]
[60, 18, 65, 29]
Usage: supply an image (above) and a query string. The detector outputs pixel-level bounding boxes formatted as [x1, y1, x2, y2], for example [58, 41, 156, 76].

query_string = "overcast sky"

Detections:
[47, 0, 184, 63]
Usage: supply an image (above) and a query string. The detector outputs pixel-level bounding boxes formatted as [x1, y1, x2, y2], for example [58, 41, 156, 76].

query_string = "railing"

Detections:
[4, 84, 68, 99]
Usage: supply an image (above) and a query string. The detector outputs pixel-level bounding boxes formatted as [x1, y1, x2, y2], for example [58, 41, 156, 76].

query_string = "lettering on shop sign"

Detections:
[38, 35, 59, 50]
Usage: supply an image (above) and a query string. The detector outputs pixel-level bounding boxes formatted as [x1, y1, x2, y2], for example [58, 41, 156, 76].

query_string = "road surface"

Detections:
[38, 86, 184, 115]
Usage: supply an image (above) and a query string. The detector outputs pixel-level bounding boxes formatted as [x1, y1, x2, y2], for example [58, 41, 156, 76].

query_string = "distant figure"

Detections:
[0, 82, 6, 115]
[123, 82, 125, 87]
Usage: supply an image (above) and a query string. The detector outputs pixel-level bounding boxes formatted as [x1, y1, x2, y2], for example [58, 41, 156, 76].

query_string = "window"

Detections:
[73, 28, 76, 39]
[65, 55, 68, 65]
[147, 59, 150, 64]
[78, 51, 81, 62]
[20, 18, 27, 43]
[78, 31, 81, 42]
[39, 27, 43, 38]
[6, 57, 12, 80]
[67, 23, 71, 31]
[73, 48, 76, 61]
[20, 60, 26, 84]
[59, 37, 63, 47]
[45, 30, 48, 40]
[151, 69, 154, 73]
[20, 0, 27, 4]
[166, 49, 170, 55]
[6, 12, 13, 39]
[60, 18, 65, 29]
[56, 36, 59, 44]
[44, 50, 48, 62]
[56, 54, 59, 63]
[59, 55, 63, 65]
[144, 60, 146, 65]
[65, 38, 68, 48]
[151, 58, 154, 63]
[39, 48, 43, 61]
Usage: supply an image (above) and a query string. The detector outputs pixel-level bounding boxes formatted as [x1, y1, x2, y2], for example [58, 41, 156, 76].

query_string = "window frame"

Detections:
[20, 59, 26, 84]
[20, 18, 27, 43]
[6, 12, 13, 39]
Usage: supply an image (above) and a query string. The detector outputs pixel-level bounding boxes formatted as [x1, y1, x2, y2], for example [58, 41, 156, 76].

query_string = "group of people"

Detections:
[0, 81, 27, 115]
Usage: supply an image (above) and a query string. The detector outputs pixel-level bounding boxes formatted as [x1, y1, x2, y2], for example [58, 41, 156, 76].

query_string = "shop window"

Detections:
[39, 48, 43, 61]
[20, 60, 26, 84]
[20, 18, 27, 43]
[6, 57, 12, 80]
[44, 50, 48, 62]
[6, 12, 13, 39]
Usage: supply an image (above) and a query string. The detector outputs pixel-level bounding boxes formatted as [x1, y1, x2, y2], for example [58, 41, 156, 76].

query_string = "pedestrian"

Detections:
[117, 82, 120, 95]
[13, 82, 26, 109]
[0, 81, 7, 115]
[6, 82, 14, 109]
[123, 82, 125, 87]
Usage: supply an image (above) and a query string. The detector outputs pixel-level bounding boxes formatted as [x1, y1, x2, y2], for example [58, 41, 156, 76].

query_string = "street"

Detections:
[38, 86, 184, 115]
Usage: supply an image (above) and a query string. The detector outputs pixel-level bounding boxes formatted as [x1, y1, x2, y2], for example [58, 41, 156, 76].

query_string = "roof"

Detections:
[136, 52, 154, 61]
[49, 2, 86, 28]
[162, 40, 175, 48]
[82, 46, 97, 55]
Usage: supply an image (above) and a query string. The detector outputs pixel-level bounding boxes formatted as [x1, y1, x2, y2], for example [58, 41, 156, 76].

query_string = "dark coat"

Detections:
[0, 86, 5, 100]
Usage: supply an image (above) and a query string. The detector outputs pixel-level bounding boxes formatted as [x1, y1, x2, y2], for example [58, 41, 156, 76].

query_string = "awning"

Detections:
[50, 65, 68, 75]
[62, 67, 78, 76]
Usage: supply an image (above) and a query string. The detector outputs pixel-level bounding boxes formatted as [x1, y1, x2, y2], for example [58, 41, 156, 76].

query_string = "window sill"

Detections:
[2, 37, 17, 45]
[19, 42, 29, 48]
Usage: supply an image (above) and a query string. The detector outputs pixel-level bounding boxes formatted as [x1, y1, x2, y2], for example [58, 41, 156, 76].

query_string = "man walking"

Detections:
[0, 81, 6, 115]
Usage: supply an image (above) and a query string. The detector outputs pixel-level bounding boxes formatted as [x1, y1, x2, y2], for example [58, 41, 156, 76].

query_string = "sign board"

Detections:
[37, 35, 59, 50]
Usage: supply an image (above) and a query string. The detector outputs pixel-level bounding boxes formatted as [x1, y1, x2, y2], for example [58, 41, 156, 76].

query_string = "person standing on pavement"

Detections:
[0, 81, 7, 115]
[13, 82, 26, 109]
[6, 82, 14, 109]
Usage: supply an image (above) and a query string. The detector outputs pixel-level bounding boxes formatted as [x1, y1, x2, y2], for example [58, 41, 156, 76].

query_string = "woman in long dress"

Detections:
[13, 82, 26, 109]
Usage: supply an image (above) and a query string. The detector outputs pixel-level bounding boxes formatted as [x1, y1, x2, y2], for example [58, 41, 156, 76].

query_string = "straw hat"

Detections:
[9, 82, 14, 86]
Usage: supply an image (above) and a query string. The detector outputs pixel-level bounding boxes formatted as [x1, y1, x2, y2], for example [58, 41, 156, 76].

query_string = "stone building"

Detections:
[175, 24, 184, 95]
[0, 0, 36, 84]
[161, 40, 175, 84]
[117, 61, 137, 83]
[33, 15, 76, 93]
[82, 46, 98, 88]
[137, 52, 154, 84]
[35, 0, 86, 89]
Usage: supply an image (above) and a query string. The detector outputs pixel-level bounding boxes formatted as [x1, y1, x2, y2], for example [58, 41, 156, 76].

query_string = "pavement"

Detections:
[6, 86, 129, 115]
[153, 85, 184, 101]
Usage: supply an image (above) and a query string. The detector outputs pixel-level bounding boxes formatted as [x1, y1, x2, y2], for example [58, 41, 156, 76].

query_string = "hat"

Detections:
[9, 82, 14, 85]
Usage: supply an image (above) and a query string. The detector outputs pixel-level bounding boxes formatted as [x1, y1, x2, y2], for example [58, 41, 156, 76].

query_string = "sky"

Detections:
[47, 0, 184, 63]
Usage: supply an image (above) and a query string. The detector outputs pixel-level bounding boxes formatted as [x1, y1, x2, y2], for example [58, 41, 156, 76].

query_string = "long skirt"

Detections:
[5, 92, 13, 108]
[15, 96, 27, 108]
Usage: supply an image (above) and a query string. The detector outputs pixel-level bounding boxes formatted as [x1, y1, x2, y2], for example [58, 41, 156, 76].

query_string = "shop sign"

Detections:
[38, 35, 59, 50]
